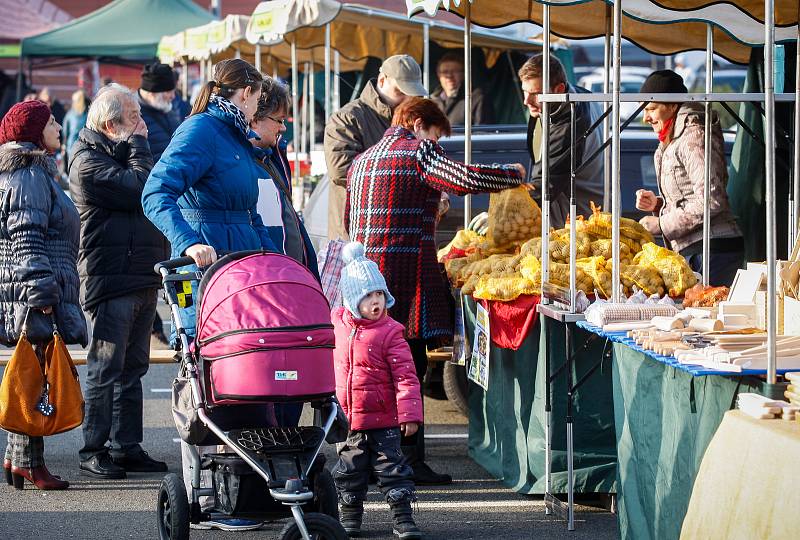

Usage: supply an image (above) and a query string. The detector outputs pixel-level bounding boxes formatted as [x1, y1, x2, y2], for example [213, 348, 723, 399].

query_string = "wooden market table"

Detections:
[681, 410, 800, 540]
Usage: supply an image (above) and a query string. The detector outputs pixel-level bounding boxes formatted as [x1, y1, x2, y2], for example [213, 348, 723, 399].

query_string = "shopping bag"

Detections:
[0, 334, 45, 435]
[171, 362, 211, 445]
[41, 332, 84, 435]
[318, 239, 346, 308]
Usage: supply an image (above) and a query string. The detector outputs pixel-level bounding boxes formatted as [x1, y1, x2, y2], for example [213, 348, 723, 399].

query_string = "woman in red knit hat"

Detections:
[0, 100, 87, 490]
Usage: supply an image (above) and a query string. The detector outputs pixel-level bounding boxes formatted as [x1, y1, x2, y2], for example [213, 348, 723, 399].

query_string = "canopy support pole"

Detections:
[200, 59, 206, 83]
[16, 55, 23, 101]
[793, 23, 800, 247]
[702, 26, 713, 285]
[423, 22, 430, 93]
[235, 48, 241, 60]
[603, 3, 611, 211]
[255, 43, 261, 73]
[291, 41, 301, 207]
[181, 58, 189, 99]
[309, 57, 316, 152]
[611, 0, 622, 304]
[301, 62, 309, 156]
[325, 23, 331, 120]
[463, 3, 472, 229]
[765, 0, 777, 385]
[334, 51, 341, 113]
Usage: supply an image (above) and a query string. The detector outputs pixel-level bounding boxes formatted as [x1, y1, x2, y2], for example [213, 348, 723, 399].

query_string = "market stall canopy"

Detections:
[21, 0, 214, 59]
[0, 0, 71, 42]
[246, 0, 541, 68]
[653, 0, 799, 26]
[405, 0, 799, 64]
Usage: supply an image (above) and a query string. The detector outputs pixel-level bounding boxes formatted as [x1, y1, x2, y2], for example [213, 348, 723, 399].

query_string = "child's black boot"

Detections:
[339, 503, 364, 537]
[388, 489, 422, 540]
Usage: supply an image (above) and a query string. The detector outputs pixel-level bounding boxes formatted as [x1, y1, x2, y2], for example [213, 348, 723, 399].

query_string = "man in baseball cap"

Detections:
[324, 54, 427, 242]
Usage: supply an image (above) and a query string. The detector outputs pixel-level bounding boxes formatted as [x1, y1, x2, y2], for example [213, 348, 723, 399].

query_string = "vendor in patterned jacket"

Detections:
[345, 97, 527, 485]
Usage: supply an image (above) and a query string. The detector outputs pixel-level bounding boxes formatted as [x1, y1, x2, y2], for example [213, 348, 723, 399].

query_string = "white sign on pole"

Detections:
[467, 302, 490, 390]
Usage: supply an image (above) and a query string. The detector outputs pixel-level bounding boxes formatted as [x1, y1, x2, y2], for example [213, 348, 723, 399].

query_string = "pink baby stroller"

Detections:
[154, 251, 347, 540]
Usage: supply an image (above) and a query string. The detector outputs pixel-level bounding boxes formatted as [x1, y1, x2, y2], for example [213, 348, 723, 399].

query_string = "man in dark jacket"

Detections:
[519, 54, 604, 227]
[430, 52, 494, 126]
[69, 83, 170, 480]
[138, 62, 182, 346]
[324, 54, 427, 241]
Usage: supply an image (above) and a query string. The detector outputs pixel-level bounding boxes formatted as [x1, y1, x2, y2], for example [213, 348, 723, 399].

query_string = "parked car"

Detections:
[577, 68, 647, 121]
[435, 124, 735, 250]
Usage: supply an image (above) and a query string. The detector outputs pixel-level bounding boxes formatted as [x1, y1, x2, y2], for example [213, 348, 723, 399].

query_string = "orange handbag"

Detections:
[0, 319, 84, 437]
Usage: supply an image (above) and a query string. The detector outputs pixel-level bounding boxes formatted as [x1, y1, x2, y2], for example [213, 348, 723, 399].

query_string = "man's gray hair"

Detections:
[253, 77, 291, 122]
[86, 83, 137, 132]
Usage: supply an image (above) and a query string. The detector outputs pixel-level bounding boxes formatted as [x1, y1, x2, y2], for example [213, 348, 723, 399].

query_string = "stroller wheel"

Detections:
[311, 467, 339, 520]
[278, 512, 348, 540]
[157, 473, 190, 540]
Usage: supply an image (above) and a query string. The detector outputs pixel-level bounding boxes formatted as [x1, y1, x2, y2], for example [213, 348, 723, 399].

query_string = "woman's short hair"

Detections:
[86, 83, 136, 133]
[253, 76, 291, 122]
[391, 97, 452, 137]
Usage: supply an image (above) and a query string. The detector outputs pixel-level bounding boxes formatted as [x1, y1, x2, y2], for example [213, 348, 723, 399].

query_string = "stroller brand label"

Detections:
[275, 371, 298, 381]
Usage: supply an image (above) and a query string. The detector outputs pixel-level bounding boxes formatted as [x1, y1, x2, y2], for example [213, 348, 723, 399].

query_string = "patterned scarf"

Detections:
[208, 94, 250, 138]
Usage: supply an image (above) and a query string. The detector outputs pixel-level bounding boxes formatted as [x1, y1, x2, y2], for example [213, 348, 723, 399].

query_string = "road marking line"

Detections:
[150, 388, 171, 393]
[363, 500, 545, 510]
[172, 438, 182, 443]
[424, 433, 468, 439]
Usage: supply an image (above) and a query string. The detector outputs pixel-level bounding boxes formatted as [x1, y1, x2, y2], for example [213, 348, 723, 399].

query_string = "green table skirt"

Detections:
[463, 297, 617, 494]
[611, 343, 764, 540]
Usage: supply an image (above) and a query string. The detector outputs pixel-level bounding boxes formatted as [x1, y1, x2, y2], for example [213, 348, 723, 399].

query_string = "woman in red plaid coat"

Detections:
[345, 97, 525, 484]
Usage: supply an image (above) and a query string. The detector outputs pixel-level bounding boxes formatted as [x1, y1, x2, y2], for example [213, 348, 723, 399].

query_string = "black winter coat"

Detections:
[0, 143, 87, 346]
[69, 128, 169, 310]
[138, 93, 181, 162]
[430, 85, 494, 126]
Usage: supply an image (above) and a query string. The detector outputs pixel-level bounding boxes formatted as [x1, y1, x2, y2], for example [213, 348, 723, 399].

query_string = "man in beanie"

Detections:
[138, 62, 181, 163]
[69, 84, 170, 479]
[332, 242, 424, 539]
[518, 54, 604, 227]
[139, 62, 182, 346]
[324, 54, 427, 242]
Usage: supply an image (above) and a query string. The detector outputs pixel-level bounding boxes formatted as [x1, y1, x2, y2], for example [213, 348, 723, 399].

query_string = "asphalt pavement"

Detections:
[0, 361, 618, 540]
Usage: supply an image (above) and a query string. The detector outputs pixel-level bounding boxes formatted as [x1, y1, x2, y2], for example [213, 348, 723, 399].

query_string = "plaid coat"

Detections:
[346, 126, 523, 341]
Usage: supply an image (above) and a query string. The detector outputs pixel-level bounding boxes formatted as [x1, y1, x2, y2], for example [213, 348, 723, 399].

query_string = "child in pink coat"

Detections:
[332, 242, 423, 539]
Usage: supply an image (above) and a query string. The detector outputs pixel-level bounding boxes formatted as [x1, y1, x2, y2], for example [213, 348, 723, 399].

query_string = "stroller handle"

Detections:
[154, 256, 197, 275]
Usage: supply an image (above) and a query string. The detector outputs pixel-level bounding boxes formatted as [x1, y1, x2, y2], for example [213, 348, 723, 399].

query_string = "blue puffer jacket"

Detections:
[142, 101, 276, 339]
[138, 93, 181, 163]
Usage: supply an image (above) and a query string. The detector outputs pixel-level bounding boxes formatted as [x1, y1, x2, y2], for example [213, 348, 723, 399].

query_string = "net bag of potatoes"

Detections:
[487, 186, 542, 248]
[577, 256, 613, 298]
[620, 264, 665, 296]
[633, 242, 698, 297]
[473, 273, 539, 301]
[520, 237, 543, 258]
[549, 262, 595, 293]
[519, 255, 542, 284]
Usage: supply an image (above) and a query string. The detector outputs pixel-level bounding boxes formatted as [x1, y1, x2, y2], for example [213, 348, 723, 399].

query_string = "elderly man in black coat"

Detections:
[69, 83, 170, 480]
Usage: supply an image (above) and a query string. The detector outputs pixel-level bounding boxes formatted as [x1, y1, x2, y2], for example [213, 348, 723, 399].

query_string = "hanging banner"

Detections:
[467, 301, 490, 390]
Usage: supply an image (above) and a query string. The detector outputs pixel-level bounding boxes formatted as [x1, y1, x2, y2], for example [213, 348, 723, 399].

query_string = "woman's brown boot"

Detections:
[11, 464, 69, 490]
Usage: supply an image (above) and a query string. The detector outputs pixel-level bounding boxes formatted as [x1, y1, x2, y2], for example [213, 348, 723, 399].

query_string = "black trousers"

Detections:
[401, 339, 429, 462]
[333, 427, 415, 505]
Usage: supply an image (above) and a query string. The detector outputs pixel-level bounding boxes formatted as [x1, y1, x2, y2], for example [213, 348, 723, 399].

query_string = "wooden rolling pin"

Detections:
[687, 318, 724, 332]
[652, 316, 685, 331]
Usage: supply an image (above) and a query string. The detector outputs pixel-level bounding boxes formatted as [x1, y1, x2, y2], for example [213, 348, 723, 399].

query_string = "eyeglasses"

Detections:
[266, 115, 286, 126]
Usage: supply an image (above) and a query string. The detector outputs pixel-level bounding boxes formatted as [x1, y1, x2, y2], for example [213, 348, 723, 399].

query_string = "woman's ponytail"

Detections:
[190, 80, 217, 116]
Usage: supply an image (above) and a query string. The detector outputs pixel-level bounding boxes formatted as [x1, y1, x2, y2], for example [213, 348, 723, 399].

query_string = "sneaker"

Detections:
[190, 517, 264, 531]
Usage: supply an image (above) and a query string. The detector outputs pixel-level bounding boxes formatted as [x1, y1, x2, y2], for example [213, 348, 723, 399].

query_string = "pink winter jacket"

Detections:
[332, 307, 424, 432]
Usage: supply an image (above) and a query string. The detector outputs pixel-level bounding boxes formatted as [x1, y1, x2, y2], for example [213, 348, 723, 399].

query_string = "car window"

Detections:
[640, 154, 658, 187]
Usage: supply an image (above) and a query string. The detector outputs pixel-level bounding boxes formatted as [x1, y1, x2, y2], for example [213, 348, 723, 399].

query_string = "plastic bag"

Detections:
[633, 242, 698, 297]
[621, 264, 666, 296]
[487, 186, 542, 248]
[473, 273, 539, 301]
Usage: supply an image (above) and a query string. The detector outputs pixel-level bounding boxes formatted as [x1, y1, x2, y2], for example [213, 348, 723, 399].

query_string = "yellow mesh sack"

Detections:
[437, 229, 483, 261]
[519, 255, 542, 284]
[620, 264, 666, 296]
[633, 242, 698, 296]
[461, 273, 481, 295]
[520, 237, 543, 258]
[473, 273, 539, 301]
[591, 239, 632, 261]
[487, 186, 542, 248]
[577, 256, 613, 298]
[548, 262, 595, 293]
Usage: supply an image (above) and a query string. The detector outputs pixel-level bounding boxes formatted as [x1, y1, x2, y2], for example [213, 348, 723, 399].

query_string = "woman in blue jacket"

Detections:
[141, 58, 275, 532]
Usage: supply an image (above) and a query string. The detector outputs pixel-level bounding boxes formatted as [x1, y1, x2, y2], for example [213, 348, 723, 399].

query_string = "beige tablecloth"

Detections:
[681, 410, 800, 540]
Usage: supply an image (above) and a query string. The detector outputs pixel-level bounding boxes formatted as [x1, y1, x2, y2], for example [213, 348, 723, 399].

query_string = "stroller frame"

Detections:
[157, 254, 340, 540]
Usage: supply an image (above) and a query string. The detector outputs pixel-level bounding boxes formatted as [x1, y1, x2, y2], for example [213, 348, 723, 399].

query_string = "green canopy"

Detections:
[21, 0, 214, 59]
